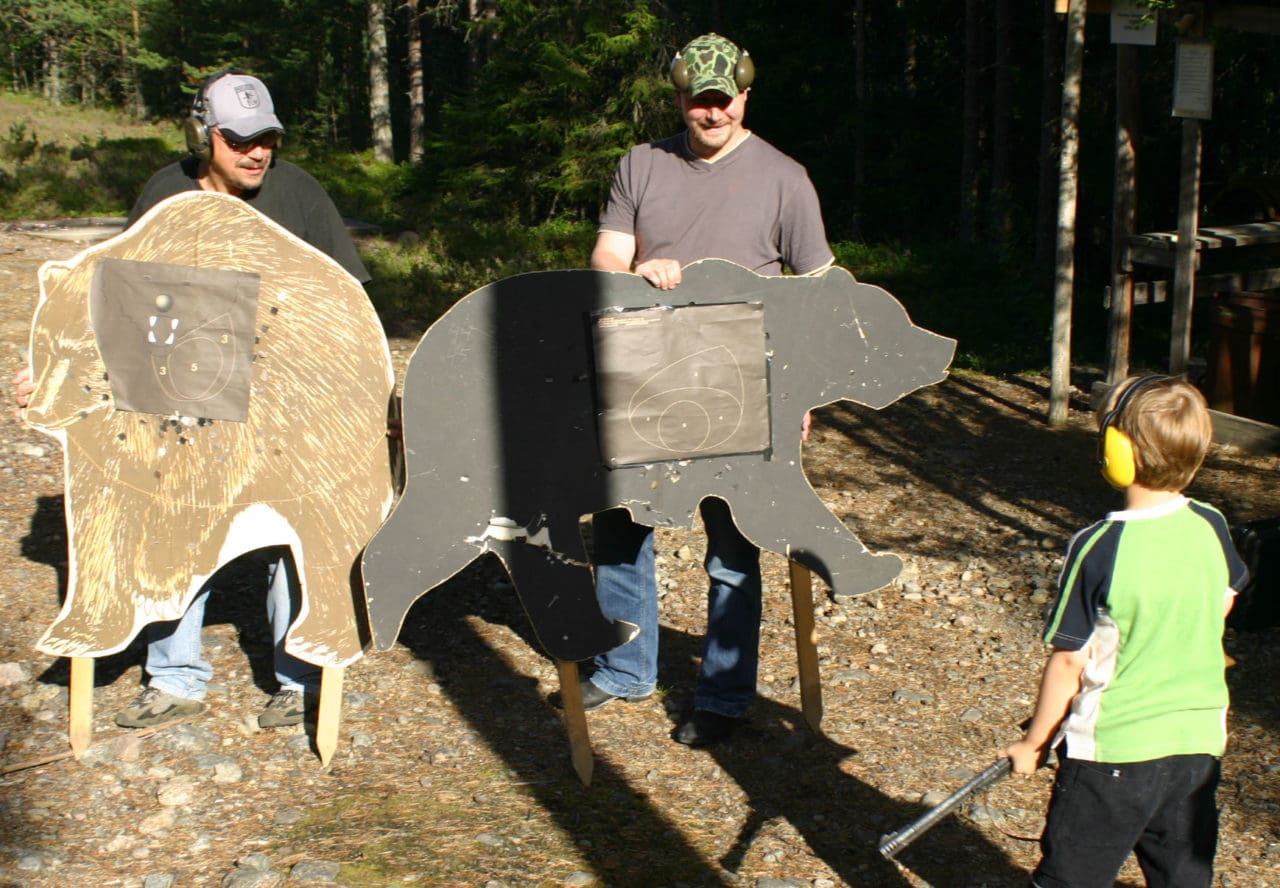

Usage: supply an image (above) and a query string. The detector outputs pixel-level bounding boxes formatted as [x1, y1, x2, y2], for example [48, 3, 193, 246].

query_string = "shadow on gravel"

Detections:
[394, 559, 1028, 886]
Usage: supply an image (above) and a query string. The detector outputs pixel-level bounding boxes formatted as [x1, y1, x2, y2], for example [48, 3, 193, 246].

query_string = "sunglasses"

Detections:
[216, 129, 280, 153]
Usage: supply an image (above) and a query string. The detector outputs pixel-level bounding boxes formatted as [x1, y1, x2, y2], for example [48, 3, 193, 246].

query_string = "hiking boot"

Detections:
[258, 689, 312, 728]
[115, 687, 204, 728]
[549, 677, 651, 712]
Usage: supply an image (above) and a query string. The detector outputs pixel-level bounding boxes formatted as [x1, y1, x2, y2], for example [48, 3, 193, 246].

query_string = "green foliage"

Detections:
[835, 240, 1054, 374]
[416, 0, 675, 229]
[293, 145, 416, 229]
[0, 131, 176, 218]
[362, 217, 596, 334]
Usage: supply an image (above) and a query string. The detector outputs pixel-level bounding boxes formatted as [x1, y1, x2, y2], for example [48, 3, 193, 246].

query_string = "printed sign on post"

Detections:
[1111, 0, 1157, 46]
[1173, 39, 1214, 120]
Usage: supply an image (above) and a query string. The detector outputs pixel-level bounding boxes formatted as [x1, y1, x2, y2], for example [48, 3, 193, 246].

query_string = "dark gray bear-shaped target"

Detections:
[361, 260, 955, 662]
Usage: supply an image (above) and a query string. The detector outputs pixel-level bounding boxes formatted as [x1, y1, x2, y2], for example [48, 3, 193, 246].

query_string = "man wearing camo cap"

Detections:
[582, 33, 834, 747]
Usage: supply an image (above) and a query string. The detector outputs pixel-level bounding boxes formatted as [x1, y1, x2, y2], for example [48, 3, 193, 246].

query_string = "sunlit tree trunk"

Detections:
[405, 0, 425, 162]
[43, 32, 62, 105]
[369, 0, 394, 162]
[1049, 0, 1086, 427]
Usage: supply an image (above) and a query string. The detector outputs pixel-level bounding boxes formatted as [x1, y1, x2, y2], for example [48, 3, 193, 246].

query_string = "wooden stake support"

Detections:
[61, 659, 348, 767]
[68, 656, 93, 758]
[315, 666, 344, 767]
[788, 560, 824, 733]
[555, 660, 594, 786]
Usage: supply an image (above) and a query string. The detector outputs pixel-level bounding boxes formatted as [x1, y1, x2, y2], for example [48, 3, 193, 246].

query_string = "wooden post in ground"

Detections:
[555, 660, 593, 786]
[1172, 120, 1203, 375]
[1107, 43, 1139, 385]
[1049, 0, 1087, 427]
[788, 560, 824, 733]
[69, 656, 93, 758]
[315, 666, 343, 767]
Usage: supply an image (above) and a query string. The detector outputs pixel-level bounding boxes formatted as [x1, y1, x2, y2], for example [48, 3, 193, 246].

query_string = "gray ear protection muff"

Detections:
[183, 70, 235, 161]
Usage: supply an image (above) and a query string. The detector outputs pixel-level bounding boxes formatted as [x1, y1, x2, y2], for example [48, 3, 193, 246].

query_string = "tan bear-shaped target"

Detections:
[25, 190, 394, 668]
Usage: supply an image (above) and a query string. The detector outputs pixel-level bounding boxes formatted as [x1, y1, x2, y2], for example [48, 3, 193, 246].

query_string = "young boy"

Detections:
[1003, 374, 1249, 888]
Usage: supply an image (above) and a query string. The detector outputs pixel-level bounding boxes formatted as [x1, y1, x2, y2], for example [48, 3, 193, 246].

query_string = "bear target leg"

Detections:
[554, 660, 593, 786]
[787, 561, 823, 733]
[69, 656, 94, 758]
[315, 666, 344, 767]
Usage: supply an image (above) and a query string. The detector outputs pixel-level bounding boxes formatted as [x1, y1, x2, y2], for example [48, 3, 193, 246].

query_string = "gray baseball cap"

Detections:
[204, 74, 284, 140]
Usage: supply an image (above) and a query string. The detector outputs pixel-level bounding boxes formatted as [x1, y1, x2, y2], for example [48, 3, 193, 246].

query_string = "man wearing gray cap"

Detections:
[582, 34, 834, 746]
[125, 72, 367, 278]
[10, 73, 373, 730]
[112, 72, 371, 730]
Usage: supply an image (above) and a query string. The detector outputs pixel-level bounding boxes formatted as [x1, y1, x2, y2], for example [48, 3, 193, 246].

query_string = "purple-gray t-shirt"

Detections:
[598, 132, 833, 276]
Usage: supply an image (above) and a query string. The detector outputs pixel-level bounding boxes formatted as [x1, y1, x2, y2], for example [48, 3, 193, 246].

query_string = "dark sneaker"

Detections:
[115, 687, 204, 728]
[258, 689, 311, 728]
[550, 677, 651, 712]
[674, 710, 738, 747]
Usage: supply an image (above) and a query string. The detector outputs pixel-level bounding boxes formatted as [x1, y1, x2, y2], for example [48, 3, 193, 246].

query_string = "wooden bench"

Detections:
[1107, 221, 1280, 307]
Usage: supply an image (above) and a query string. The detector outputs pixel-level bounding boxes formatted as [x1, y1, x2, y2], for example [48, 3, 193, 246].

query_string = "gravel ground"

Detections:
[0, 227, 1278, 888]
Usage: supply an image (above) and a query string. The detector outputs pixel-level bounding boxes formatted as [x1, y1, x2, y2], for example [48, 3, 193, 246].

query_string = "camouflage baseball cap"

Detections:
[672, 33, 754, 97]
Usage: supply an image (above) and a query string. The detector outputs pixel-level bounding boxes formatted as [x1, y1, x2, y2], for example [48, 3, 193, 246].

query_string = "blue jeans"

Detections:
[145, 549, 319, 701]
[590, 499, 762, 717]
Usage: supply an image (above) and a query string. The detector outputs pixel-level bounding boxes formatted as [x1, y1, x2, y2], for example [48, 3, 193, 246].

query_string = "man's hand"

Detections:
[12, 365, 33, 420]
[633, 258, 683, 291]
[591, 231, 682, 291]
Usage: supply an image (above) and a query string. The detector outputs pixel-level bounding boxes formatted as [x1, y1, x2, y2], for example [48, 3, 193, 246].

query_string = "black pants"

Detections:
[1033, 754, 1220, 888]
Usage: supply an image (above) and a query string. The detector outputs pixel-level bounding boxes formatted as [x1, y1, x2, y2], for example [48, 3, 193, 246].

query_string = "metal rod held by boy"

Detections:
[878, 756, 1012, 860]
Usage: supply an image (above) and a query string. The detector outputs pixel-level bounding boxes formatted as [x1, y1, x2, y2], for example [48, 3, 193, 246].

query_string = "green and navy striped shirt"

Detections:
[1045, 496, 1248, 762]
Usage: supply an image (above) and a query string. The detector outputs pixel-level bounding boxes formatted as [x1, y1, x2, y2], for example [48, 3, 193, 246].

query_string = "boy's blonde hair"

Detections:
[1102, 375, 1213, 491]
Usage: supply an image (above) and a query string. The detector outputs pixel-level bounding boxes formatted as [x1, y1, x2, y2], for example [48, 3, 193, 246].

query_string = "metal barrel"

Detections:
[878, 756, 1012, 860]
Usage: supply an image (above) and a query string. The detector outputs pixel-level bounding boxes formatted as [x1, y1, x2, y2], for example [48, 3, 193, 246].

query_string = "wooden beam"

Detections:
[788, 560, 823, 733]
[1122, 267, 1280, 305]
[315, 666, 343, 767]
[1107, 43, 1139, 384]
[555, 660, 593, 786]
[1172, 116, 1204, 374]
[69, 657, 93, 759]
[1209, 409, 1280, 453]
[1128, 222, 1280, 253]
[1049, 0, 1088, 426]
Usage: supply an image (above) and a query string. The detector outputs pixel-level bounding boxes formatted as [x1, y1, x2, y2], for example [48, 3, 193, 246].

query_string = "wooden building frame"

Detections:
[1052, 1, 1280, 449]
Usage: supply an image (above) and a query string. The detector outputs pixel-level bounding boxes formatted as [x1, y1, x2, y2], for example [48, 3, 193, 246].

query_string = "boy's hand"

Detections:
[1001, 738, 1047, 775]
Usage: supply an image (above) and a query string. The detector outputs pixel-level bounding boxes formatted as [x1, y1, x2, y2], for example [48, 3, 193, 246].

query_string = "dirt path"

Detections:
[1, 227, 1278, 887]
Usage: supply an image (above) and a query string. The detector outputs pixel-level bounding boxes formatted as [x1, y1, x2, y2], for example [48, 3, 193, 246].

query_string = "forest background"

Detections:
[3, 0, 1278, 374]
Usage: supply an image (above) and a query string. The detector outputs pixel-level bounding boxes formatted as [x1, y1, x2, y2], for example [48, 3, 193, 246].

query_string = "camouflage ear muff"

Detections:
[1098, 375, 1170, 489]
[669, 35, 755, 94]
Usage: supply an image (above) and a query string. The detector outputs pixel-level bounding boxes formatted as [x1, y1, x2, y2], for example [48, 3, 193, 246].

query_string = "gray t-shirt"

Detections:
[598, 132, 833, 276]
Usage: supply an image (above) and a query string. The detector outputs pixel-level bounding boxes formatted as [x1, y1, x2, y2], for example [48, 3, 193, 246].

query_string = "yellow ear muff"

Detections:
[1101, 424, 1138, 489]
